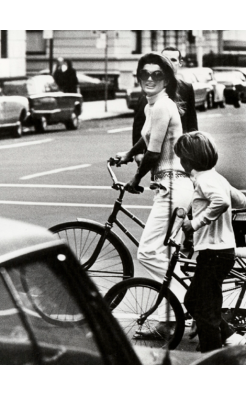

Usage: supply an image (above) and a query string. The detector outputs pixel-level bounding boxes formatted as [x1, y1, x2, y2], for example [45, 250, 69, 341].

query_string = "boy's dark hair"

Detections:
[174, 131, 218, 171]
[162, 46, 182, 62]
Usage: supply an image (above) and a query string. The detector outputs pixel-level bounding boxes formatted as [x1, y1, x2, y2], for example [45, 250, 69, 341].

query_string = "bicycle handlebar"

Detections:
[107, 157, 144, 193]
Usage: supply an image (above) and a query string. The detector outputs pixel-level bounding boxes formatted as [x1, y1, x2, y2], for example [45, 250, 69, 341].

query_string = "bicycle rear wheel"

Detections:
[104, 277, 185, 350]
[222, 263, 246, 334]
[49, 221, 134, 297]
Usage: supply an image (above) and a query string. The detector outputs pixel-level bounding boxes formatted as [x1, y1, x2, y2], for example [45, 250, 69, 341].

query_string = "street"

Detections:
[0, 101, 245, 354]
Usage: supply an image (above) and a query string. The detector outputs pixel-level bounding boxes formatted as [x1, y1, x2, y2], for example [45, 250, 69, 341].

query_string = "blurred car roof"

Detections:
[0, 217, 58, 258]
[213, 66, 246, 76]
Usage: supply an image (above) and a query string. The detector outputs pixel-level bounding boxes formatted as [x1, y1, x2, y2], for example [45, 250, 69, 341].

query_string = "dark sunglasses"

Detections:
[139, 69, 165, 82]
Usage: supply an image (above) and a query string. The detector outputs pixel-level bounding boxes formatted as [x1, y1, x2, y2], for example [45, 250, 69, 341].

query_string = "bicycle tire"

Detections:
[20, 265, 85, 327]
[222, 266, 246, 333]
[104, 277, 185, 350]
[49, 220, 134, 297]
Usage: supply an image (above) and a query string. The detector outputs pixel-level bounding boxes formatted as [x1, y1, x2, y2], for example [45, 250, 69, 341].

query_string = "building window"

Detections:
[26, 30, 46, 54]
[1, 30, 8, 58]
[131, 31, 142, 54]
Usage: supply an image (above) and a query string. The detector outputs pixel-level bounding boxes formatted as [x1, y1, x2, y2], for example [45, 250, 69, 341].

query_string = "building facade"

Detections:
[2, 30, 246, 91]
[0, 30, 26, 81]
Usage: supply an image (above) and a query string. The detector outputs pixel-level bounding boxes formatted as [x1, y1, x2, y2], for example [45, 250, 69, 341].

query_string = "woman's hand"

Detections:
[125, 174, 141, 194]
[182, 219, 193, 233]
[115, 151, 133, 167]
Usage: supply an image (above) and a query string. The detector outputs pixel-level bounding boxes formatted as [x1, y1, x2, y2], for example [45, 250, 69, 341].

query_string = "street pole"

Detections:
[49, 38, 54, 75]
[104, 31, 108, 112]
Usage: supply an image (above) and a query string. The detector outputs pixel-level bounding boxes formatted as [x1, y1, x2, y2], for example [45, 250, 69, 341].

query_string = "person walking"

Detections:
[174, 131, 246, 353]
[132, 46, 198, 166]
[53, 57, 66, 91]
[62, 59, 80, 94]
[115, 52, 194, 338]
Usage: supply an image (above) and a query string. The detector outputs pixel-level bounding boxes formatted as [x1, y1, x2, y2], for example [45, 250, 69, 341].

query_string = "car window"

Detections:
[27, 76, 59, 95]
[214, 72, 234, 82]
[2, 80, 29, 97]
[0, 250, 103, 364]
[233, 71, 246, 82]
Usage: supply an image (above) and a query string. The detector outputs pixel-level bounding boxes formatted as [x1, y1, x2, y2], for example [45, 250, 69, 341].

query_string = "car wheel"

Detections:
[207, 92, 214, 109]
[34, 117, 47, 133]
[219, 96, 226, 108]
[200, 98, 208, 111]
[65, 112, 79, 130]
[12, 121, 23, 138]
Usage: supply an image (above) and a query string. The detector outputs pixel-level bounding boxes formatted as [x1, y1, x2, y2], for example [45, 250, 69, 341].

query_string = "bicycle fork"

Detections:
[83, 188, 125, 271]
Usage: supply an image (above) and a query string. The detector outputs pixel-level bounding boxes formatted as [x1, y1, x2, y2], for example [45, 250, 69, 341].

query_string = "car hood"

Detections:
[29, 92, 82, 99]
[133, 345, 198, 365]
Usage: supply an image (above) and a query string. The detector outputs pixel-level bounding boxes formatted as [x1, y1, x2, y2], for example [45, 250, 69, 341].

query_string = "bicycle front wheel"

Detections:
[49, 221, 134, 296]
[104, 278, 185, 350]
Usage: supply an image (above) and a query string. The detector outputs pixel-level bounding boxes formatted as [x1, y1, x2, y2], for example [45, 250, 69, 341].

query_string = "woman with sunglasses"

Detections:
[115, 52, 193, 339]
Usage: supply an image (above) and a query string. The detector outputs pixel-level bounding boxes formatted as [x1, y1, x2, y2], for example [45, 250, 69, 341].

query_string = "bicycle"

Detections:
[104, 207, 246, 350]
[47, 158, 246, 330]
[49, 157, 145, 297]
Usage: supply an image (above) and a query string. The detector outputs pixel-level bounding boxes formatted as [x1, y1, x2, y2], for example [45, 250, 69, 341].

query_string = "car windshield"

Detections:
[0, 247, 102, 364]
[177, 70, 197, 84]
[214, 71, 245, 82]
[193, 70, 213, 83]
[27, 75, 59, 95]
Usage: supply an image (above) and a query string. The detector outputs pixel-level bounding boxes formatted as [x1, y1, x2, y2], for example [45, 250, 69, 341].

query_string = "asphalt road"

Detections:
[0, 102, 245, 355]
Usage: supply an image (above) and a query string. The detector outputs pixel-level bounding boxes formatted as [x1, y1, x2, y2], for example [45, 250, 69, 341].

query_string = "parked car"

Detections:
[213, 66, 246, 79]
[77, 72, 116, 101]
[2, 76, 83, 133]
[213, 70, 246, 107]
[39, 69, 116, 101]
[177, 68, 212, 111]
[0, 85, 29, 138]
[191, 67, 226, 108]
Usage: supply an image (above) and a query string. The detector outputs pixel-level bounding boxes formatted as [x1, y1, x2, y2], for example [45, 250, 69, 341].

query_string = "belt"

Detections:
[151, 170, 189, 181]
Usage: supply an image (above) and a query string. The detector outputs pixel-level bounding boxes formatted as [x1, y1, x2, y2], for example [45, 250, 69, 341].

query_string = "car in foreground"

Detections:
[0, 85, 29, 138]
[0, 216, 142, 365]
[177, 68, 212, 111]
[213, 70, 246, 107]
[191, 67, 226, 108]
[2, 76, 83, 133]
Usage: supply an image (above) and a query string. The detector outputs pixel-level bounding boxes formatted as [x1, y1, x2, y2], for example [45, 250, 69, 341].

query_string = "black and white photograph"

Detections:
[1, 2, 246, 389]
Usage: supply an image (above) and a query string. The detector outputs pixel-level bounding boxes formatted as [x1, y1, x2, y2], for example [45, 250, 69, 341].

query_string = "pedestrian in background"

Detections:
[174, 131, 246, 352]
[115, 52, 193, 339]
[63, 59, 80, 94]
[53, 57, 66, 91]
[133, 46, 198, 166]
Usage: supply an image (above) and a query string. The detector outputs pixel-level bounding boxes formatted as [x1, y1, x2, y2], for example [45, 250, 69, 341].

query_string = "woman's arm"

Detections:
[124, 150, 160, 193]
[116, 137, 146, 165]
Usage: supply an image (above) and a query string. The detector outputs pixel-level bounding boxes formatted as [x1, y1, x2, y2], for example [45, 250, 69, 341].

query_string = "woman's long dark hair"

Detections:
[136, 52, 184, 114]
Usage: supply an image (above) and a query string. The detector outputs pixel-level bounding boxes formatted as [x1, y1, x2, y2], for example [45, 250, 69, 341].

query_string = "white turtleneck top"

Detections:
[141, 89, 184, 176]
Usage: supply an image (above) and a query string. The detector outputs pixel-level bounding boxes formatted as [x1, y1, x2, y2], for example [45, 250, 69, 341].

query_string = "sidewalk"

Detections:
[80, 98, 134, 121]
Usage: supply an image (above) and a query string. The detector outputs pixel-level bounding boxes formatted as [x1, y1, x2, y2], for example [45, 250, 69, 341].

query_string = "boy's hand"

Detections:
[182, 218, 193, 233]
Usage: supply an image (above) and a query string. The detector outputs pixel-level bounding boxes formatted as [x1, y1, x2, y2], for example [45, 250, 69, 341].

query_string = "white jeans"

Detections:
[137, 176, 193, 316]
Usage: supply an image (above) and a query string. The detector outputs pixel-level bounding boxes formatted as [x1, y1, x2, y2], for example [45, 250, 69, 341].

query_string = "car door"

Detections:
[2, 96, 21, 125]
